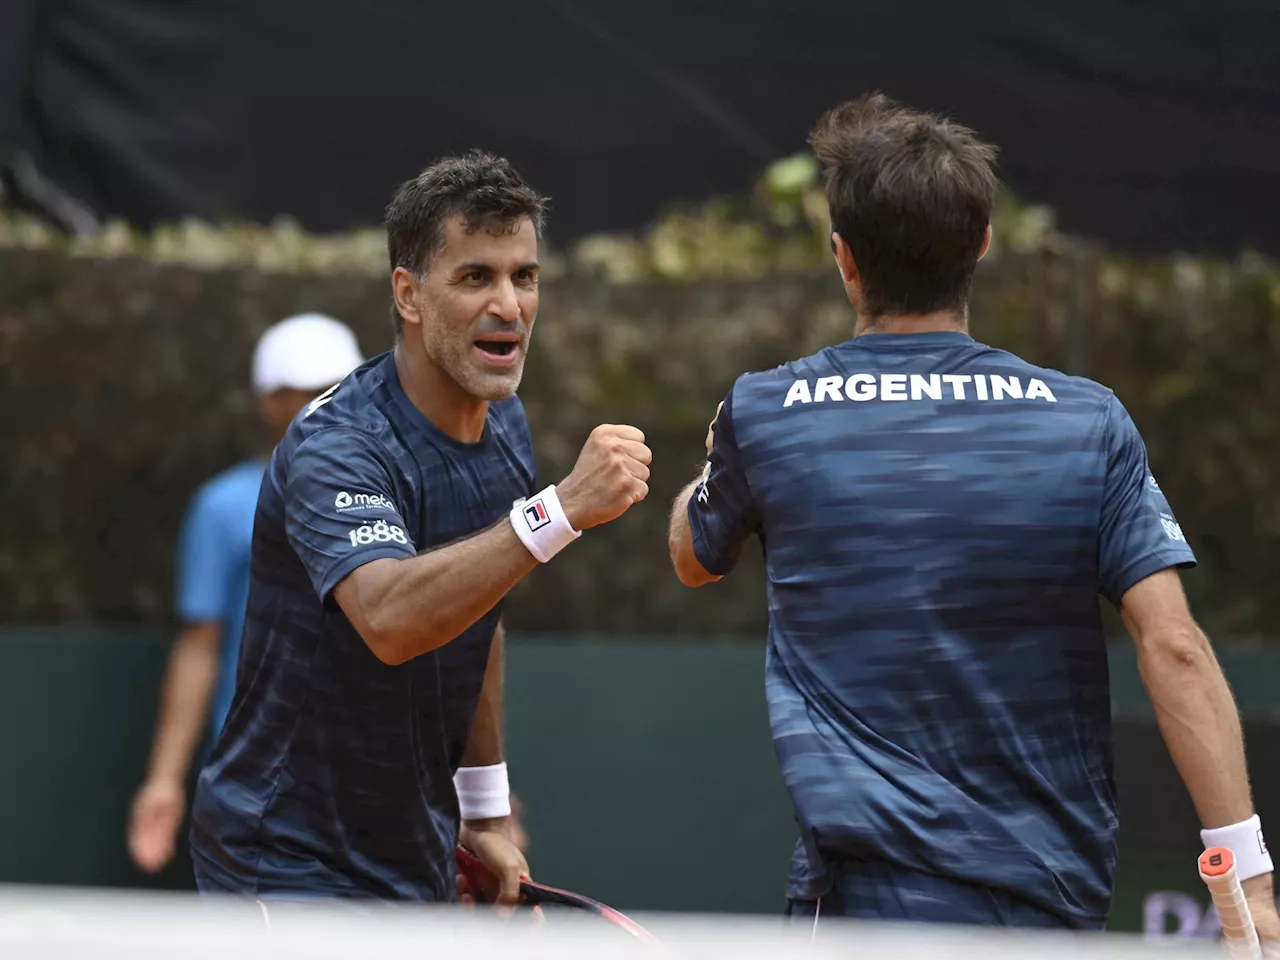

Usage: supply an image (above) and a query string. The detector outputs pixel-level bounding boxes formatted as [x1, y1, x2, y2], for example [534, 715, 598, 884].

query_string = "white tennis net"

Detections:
[0, 884, 1232, 960]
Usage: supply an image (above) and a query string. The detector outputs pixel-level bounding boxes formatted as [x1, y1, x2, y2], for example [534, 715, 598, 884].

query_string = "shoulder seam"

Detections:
[292, 424, 400, 472]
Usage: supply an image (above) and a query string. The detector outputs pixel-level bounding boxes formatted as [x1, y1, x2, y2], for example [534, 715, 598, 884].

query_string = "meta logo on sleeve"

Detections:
[334, 491, 395, 513]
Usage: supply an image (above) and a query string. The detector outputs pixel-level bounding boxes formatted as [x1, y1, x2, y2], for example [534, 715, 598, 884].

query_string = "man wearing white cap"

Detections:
[128, 313, 364, 876]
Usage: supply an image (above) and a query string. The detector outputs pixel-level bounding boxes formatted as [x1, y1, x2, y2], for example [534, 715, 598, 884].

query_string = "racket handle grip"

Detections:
[1200, 847, 1264, 960]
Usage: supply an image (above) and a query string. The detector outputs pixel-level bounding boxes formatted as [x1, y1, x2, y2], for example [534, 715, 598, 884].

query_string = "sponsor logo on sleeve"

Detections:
[334, 491, 396, 514]
[347, 521, 409, 547]
[1159, 513, 1187, 542]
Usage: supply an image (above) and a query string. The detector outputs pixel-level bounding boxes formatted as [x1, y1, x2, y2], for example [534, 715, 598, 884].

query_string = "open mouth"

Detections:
[474, 337, 521, 366]
[475, 340, 517, 358]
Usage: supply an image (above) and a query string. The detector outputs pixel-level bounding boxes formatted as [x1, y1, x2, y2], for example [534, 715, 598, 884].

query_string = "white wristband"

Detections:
[1202, 815, 1273, 881]
[453, 763, 511, 821]
[510, 484, 581, 563]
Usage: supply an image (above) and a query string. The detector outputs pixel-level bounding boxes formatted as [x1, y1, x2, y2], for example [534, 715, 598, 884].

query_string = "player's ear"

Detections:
[977, 224, 993, 262]
[831, 232, 860, 286]
[392, 266, 423, 329]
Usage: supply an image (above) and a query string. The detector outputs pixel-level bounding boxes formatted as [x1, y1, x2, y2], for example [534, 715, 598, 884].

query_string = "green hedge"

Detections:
[1, 159, 1277, 637]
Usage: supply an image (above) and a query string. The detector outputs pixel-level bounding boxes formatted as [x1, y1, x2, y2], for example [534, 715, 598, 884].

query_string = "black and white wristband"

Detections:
[454, 763, 511, 821]
[1202, 815, 1273, 881]
[510, 485, 581, 563]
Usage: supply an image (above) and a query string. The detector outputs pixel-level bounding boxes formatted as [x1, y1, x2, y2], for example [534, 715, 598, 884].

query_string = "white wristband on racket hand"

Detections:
[1202, 815, 1273, 881]
[510, 485, 581, 563]
[454, 763, 511, 821]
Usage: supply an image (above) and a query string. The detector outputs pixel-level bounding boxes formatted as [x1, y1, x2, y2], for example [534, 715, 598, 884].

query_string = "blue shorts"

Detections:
[191, 845, 246, 896]
[192, 843, 438, 909]
[786, 857, 1090, 930]
[191, 846, 357, 902]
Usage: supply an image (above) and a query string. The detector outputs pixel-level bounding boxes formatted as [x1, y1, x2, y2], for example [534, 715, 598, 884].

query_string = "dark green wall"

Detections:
[1, 627, 1276, 940]
[0, 627, 176, 888]
[0, 628, 798, 910]
[503, 638, 797, 913]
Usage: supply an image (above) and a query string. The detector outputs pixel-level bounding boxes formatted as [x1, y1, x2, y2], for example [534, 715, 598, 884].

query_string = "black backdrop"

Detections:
[2, 0, 1278, 255]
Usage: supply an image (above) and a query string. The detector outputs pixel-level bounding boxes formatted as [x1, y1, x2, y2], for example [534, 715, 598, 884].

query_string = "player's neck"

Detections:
[393, 342, 489, 444]
[854, 307, 969, 338]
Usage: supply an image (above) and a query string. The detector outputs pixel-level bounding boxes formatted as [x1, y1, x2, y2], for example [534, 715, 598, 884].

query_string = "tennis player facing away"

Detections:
[668, 94, 1280, 937]
[190, 151, 651, 904]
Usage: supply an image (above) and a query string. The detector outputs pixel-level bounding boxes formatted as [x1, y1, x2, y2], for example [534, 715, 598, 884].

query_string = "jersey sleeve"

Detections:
[176, 486, 234, 623]
[1098, 395, 1196, 606]
[686, 387, 761, 576]
[284, 429, 417, 601]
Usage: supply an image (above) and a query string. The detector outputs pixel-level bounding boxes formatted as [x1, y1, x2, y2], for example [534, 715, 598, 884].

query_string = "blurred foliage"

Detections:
[0, 157, 1277, 639]
[0, 152, 1062, 281]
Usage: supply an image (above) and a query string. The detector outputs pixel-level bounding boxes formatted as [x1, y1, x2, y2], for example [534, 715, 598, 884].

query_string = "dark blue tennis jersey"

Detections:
[189, 351, 537, 900]
[688, 331, 1196, 928]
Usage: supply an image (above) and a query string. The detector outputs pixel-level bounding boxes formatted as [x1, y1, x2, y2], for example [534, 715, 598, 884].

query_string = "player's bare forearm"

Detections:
[1121, 569, 1254, 829]
[462, 621, 505, 768]
[455, 623, 525, 893]
[458, 623, 516, 842]
[1139, 629, 1251, 826]
[145, 621, 220, 784]
[335, 520, 538, 665]
[668, 475, 721, 587]
[336, 424, 653, 665]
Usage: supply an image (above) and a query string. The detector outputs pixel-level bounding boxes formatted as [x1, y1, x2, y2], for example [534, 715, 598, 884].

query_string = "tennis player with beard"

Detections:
[190, 151, 651, 906]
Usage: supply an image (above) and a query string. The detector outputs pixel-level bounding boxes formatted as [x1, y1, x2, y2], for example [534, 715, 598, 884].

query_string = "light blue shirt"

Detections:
[176, 459, 265, 743]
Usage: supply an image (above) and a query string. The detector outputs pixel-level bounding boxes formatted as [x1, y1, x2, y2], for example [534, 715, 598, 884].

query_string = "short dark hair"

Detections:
[385, 150, 549, 334]
[809, 92, 998, 318]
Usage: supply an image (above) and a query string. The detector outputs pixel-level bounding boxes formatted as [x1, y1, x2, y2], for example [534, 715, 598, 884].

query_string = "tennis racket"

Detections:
[455, 845, 657, 942]
[1199, 846, 1263, 959]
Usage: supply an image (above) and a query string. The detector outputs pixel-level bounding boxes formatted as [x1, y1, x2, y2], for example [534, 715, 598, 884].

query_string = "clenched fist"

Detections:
[557, 425, 651, 530]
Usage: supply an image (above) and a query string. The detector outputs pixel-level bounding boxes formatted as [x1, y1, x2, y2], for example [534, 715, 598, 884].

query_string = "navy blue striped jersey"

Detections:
[687, 331, 1196, 927]
[190, 351, 537, 900]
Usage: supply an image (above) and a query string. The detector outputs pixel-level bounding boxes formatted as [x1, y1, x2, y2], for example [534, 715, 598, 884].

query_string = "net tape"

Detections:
[0, 885, 1234, 960]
